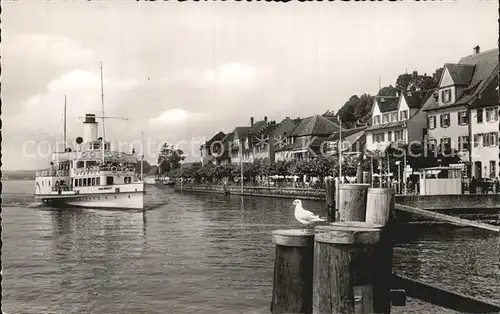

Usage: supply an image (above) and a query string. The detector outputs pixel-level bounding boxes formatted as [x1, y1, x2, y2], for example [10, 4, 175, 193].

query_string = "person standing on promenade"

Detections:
[470, 176, 477, 194]
[494, 177, 499, 193]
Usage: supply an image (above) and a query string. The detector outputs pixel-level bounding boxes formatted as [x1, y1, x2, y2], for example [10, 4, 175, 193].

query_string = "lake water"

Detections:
[2, 180, 499, 313]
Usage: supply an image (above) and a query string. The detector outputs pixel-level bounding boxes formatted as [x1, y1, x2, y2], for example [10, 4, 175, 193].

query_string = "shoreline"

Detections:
[173, 183, 500, 222]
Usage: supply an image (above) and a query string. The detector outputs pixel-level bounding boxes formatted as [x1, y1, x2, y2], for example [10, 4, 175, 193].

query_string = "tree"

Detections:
[158, 144, 185, 174]
[377, 85, 397, 97]
[354, 94, 374, 122]
[337, 95, 361, 127]
[396, 74, 413, 91]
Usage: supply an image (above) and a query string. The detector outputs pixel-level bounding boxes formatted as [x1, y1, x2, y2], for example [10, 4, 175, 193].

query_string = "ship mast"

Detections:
[100, 62, 106, 164]
[63, 94, 67, 151]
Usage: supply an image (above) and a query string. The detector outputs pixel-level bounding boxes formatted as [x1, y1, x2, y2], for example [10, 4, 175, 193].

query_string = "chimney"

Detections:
[250, 117, 254, 126]
[264, 116, 268, 122]
[82, 113, 98, 142]
[473, 45, 480, 55]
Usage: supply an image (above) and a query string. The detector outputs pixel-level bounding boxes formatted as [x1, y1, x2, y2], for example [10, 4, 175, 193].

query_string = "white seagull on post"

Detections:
[293, 199, 326, 227]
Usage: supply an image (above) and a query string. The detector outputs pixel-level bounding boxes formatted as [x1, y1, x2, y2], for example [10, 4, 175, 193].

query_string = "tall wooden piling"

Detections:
[325, 179, 336, 222]
[365, 188, 395, 225]
[337, 184, 370, 222]
[271, 229, 315, 314]
[313, 223, 381, 314]
[365, 188, 396, 314]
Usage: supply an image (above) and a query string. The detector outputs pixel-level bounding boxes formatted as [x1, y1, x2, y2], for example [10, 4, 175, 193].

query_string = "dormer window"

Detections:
[400, 110, 408, 120]
[382, 113, 389, 123]
[441, 89, 452, 103]
[373, 115, 381, 125]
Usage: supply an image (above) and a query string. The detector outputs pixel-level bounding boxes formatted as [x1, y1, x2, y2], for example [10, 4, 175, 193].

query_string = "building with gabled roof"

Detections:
[274, 117, 302, 162]
[365, 89, 427, 152]
[276, 114, 344, 161]
[425, 46, 499, 179]
[214, 132, 233, 165]
[230, 126, 251, 164]
[200, 131, 226, 165]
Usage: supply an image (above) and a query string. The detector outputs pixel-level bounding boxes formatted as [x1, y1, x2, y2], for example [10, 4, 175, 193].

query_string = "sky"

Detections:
[3, 1, 498, 170]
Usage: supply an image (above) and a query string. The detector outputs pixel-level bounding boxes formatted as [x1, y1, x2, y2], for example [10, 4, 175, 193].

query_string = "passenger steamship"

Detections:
[34, 113, 146, 209]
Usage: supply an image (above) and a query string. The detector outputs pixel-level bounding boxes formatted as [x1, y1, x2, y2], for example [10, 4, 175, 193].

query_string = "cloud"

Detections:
[149, 108, 211, 127]
[203, 62, 256, 88]
[8, 70, 140, 134]
[4, 33, 95, 67]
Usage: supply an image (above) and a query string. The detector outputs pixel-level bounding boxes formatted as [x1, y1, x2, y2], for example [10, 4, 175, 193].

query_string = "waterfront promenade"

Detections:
[174, 182, 500, 222]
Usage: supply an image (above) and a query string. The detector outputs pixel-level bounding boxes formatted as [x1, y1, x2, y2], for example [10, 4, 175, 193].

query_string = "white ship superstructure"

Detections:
[34, 113, 145, 209]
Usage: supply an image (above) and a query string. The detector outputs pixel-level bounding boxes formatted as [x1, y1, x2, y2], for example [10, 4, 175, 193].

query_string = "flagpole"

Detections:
[370, 155, 374, 187]
[339, 119, 342, 182]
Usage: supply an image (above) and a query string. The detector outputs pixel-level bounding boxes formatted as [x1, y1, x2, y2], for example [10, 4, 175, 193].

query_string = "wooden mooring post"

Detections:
[313, 223, 381, 314]
[337, 184, 370, 222]
[365, 188, 395, 225]
[271, 229, 315, 314]
[325, 179, 336, 222]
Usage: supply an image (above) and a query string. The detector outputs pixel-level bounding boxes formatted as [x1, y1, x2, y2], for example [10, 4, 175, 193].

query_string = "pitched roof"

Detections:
[323, 115, 349, 129]
[234, 127, 250, 139]
[273, 117, 300, 138]
[291, 115, 342, 137]
[291, 136, 329, 150]
[402, 90, 425, 109]
[221, 132, 234, 142]
[327, 126, 368, 141]
[424, 48, 499, 112]
[249, 120, 268, 135]
[442, 63, 475, 86]
[455, 48, 499, 106]
[347, 133, 366, 153]
[375, 96, 399, 113]
[206, 131, 226, 145]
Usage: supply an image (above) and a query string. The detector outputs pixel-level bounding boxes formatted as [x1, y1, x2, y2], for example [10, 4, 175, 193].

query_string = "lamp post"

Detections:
[395, 160, 401, 194]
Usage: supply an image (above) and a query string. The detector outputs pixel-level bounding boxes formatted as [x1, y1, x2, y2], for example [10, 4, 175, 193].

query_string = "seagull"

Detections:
[293, 199, 326, 227]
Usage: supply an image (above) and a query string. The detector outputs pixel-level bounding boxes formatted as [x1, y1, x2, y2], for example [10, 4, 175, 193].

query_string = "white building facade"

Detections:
[424, 47, 499, 179]
[365, 91, 426, 152]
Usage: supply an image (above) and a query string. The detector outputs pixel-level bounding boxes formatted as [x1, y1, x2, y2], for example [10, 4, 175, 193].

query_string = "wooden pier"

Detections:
[271, 180, 500, 314]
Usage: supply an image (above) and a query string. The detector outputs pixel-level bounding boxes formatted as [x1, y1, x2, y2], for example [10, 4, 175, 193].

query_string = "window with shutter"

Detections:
[440, 115, 444, 127]
[477, 109, 483, 123]
[457, 111, 468, 125]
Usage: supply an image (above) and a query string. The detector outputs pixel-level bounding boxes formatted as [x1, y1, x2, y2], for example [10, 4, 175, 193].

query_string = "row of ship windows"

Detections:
[75, 177, 101, 187]
[40, 177, 133, 187]
[73, 195, 132, 201]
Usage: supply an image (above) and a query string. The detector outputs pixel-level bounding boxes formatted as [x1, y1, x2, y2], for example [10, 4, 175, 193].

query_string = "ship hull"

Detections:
[35, 191, 145, 209]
